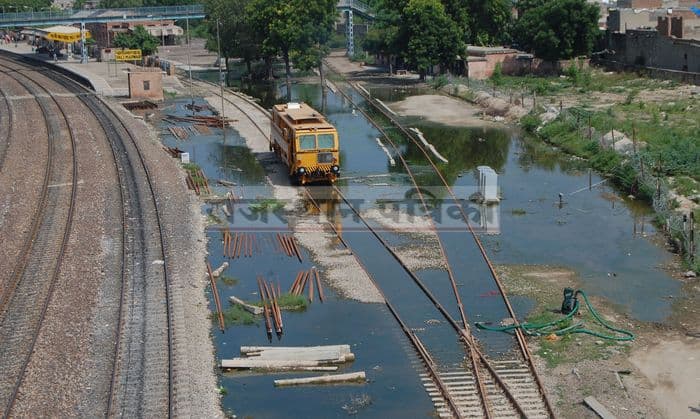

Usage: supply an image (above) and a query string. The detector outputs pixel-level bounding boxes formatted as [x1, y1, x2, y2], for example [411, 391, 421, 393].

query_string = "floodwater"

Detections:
[157, 73, 680, 417]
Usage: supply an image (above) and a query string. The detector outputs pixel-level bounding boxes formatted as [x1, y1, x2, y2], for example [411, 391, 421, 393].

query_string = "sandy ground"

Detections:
[388, 94, 489, 127]
[498, 264, 700, 418]
[629, 337, 700, 418]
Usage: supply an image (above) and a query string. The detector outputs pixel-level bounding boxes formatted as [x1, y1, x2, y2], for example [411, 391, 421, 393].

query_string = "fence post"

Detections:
[588, 115, 592, 140]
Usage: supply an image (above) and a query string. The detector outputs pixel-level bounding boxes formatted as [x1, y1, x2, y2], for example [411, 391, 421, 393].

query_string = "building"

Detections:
[86, 20, 183, 49]
[602, 28, 700, 81]
[607, 6, 700, 39]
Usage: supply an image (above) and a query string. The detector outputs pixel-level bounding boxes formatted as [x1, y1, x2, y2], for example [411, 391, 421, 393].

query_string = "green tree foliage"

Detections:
[514, 0, 599, 61]
[205, 0, 259, 75]
[247, 0, 336, 100]
[403, 0, 463, 79]
[113, 25, 160, 56]
[0, 0, 51, 13]
[364, 0, 464, 76]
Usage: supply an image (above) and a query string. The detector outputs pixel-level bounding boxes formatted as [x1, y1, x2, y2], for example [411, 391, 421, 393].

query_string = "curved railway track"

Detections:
[0, 53, 177, 418]
[0, 58, 78, 418]
[191, 74, 554, 418]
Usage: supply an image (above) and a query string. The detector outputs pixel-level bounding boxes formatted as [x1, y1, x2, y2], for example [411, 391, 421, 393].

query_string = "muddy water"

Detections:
[160, 75, 681, 416]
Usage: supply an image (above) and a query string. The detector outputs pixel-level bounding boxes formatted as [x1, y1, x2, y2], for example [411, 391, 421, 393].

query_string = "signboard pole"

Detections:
[80, 21, 87, 64]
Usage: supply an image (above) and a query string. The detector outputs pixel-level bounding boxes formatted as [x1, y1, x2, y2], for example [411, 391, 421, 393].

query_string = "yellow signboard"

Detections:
[46, 31, 90, 43]
[115, 49, 143, 61]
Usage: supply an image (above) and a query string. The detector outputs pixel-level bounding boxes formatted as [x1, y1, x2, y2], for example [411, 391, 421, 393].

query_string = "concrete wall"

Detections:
[128, 69, 164, 101]
[617, 0, 662, 8]
[605, 29, 700, 73]
[466, 53, 590, 79]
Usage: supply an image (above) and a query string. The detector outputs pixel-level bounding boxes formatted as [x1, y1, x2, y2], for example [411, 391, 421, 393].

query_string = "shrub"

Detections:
[520, 113, 541, 133]
[429, 74, 449, 90]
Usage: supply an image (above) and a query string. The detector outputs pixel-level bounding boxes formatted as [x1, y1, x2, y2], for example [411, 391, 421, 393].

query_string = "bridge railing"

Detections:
[336, 0, 371, 15]
[0, 4, 204, 24]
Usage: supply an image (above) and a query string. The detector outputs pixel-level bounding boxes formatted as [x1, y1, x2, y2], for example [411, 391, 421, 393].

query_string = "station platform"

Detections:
[0, 41, 183, 96]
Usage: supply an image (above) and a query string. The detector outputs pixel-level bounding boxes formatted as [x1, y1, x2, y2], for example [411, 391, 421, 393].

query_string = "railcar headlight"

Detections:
[331, 165, 340, 173]
[297, 167, 306, 174]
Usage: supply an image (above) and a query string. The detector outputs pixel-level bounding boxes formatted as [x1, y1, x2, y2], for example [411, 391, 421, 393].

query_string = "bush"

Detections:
[491, 62, 503, 86]
[429, 74, 449, 90]
[520, 113, 541, 133]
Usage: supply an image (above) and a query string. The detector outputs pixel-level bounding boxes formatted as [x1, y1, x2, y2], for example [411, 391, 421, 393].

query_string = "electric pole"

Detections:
[217, 18, 225, 144]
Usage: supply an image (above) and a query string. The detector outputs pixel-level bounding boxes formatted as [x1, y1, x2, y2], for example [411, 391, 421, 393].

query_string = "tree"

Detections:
[205, 0, 259, 77]
[514, 0, 599, 61]
[113, 25, 160, 56]
[248, 0, 336, 101]
[464, 0, 512, 45]
[403, 0, 463, 79]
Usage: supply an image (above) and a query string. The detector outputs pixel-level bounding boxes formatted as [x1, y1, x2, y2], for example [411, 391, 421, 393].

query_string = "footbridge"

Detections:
[336, 0, 374, 57]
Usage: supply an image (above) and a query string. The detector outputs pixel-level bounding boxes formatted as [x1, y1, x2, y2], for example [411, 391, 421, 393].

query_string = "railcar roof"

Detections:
[273, 103, 335, 130]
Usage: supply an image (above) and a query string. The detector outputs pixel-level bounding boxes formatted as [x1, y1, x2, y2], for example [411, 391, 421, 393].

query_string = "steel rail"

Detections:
[327, 62, 555, 418]
[0, 74, 13, 171]
[0, 57, 78, 419]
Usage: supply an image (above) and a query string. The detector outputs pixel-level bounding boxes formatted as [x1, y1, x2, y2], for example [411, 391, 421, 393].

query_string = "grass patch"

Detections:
[218, 305, 257, 327]
[671, 176, 698, 197]
[250, 293, 308, 311]
[495, 265, 632, 369]
[511, 208, 527, 216]
[248, 198, 284, 212]
[219, 275, 239, 286]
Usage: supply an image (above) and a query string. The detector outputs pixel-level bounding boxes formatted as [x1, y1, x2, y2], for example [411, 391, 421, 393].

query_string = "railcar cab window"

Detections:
[318, 133, 334, 149]
[299, 134, 316, 150]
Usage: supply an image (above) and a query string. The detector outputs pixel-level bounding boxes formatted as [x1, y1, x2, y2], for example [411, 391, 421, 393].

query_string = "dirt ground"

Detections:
[388, 94, 490, 127]
[497, 264, 700, 419]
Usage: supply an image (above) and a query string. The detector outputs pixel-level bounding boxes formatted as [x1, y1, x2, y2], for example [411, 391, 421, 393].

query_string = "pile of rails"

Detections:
[164, 113, 235, 128]
[222, 231, 258, 258]
[276, 233, 302, 262]
[289, 268, 324, 303]
[257, 277, 284, 337]
[185, 167, 211, 196]
[166, 124, 211, 140]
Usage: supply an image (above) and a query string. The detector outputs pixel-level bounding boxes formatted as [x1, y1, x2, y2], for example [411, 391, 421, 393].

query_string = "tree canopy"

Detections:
[113, 25, 160, 56]
[514, 0, 600, 61]
[403, 0, 463, 78]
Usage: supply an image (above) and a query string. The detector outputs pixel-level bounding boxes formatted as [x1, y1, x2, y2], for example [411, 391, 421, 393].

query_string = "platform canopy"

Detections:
[23, 25, 91, 43]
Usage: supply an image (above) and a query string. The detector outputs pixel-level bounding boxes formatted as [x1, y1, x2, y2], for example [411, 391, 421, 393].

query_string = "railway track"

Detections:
[192, 74, 554, 417]
[0, 58, 78, 418]
[0, 53, 179, 417]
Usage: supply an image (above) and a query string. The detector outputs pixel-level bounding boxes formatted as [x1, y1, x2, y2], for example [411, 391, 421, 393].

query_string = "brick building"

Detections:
[86, 20, 183, 49]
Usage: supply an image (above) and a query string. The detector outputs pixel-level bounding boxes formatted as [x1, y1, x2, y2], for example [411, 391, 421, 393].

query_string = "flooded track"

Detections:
[194, 76, 552, 417]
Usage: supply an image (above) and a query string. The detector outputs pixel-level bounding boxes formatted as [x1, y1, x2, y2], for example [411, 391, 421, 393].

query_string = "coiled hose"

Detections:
[475, 290, 635, 341]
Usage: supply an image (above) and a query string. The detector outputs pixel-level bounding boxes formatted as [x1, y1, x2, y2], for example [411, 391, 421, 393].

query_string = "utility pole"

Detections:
[216, 18, 226, 144]
[160, 16, 165, 47]
[186, 17, 194, 115]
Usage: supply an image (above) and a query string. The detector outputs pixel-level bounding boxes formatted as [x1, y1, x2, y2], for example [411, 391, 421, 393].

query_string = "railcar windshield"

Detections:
[317, 133, 335, 149]
[299, 134, 316, 150]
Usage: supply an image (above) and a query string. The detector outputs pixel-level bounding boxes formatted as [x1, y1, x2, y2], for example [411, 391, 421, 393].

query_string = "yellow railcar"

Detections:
[270, 102, 340, 185]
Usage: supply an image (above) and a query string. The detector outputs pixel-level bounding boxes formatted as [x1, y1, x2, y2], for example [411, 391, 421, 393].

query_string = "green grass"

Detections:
[248, 198, 284, 212]
[218, 305, 257, 327]
[672, 176, 699, 197]
[250, 293, 308, 311]
[511, 208, 527, 216]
